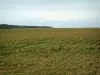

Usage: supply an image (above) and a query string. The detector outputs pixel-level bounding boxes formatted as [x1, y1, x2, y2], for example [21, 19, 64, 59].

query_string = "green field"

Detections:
[0, 28, 100, 75]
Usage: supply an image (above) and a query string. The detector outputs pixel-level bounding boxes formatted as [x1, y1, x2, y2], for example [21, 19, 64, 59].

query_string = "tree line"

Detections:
[0, 24, 52, 29]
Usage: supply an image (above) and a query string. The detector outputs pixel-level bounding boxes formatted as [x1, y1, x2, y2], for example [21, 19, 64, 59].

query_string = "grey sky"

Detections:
[0, 0, 100, 28]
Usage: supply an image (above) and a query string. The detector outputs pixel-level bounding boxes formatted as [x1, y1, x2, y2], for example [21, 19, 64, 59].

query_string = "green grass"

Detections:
[0, 28, 100, 75]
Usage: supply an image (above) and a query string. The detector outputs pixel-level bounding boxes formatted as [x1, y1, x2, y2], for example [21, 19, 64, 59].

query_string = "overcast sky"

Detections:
[0, 0, 100, 28]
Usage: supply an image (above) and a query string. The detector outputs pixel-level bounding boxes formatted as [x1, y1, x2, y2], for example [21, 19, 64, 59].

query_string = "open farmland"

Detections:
[0, 28, 100, 75]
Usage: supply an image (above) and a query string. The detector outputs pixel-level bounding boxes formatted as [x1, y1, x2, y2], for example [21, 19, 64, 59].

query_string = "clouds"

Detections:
[37, 11, 92, 21]
[0, 0, 98, 4]
[0, 0, 99, 28]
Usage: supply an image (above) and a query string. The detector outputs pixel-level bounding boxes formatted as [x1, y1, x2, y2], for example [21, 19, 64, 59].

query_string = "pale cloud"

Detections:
[38, 11, 91, 21]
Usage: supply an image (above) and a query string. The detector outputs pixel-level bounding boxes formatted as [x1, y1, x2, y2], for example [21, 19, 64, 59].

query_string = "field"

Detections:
[0, 28, 100, 75]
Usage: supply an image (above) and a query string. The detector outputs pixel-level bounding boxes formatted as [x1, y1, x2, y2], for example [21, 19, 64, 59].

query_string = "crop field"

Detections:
[0, 28, 100, 75]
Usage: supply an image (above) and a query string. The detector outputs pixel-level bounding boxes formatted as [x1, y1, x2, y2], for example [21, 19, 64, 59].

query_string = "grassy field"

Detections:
[0, 28, 100, 75]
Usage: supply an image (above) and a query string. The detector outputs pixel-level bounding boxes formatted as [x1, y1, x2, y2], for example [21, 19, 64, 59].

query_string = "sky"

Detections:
[0, 0, 100, 28]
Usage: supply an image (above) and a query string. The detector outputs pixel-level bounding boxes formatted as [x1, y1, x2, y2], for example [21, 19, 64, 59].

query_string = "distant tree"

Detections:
[0, 24, 52, 29]
[0, 24, 12, 29]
